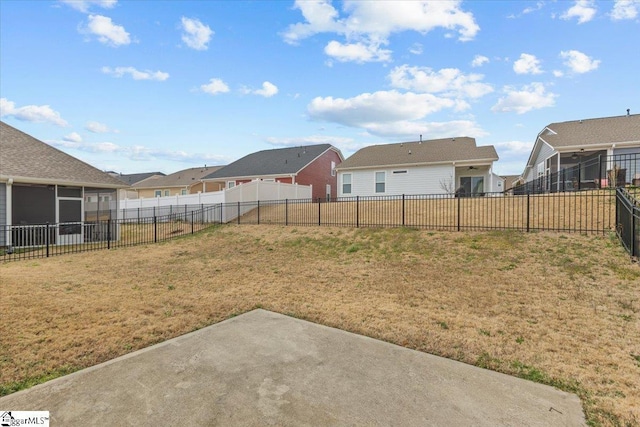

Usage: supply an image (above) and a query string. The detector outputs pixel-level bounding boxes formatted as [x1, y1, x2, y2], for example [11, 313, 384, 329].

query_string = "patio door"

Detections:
[57, 186, 83, 245]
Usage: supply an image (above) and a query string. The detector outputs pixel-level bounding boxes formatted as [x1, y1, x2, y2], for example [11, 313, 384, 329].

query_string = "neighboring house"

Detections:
[501, 175, 522, 191]
[109, 171, 166, 185]
[131, 166, 223, 198]
[108, 171, 166, 199]
[0, 121, 128, 246]
[335, 137, 500, 197]
[203, 144, 344, 200]
[522, 113, 640, 191]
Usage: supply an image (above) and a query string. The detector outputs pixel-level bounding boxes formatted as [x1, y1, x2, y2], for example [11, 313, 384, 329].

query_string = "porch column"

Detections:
[5, 179, 13, 246]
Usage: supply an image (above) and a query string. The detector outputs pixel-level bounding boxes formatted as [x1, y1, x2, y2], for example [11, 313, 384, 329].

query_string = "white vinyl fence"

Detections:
[116, 181, 312, 221]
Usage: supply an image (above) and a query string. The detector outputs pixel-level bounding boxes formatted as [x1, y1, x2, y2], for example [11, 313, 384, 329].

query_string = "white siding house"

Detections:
[337, 137, 500, 197]
[521, 114, 640, 190]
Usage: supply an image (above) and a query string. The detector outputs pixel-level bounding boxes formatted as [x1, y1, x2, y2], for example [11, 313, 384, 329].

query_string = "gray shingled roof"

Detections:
[337, 137, 498, 170]
[204, 144, 335, 180]
[111, 171, 165, 185]
[0, 121, 127, 187]
[133, 166, 223, 188]
[542, 114, 640, 148]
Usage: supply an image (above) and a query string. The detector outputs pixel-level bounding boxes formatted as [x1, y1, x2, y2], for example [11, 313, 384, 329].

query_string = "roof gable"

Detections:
[204, 144, 337, 180]
[543, 114, 640, 149]
[133, 166, 223, 188]
[337, 137, 498, 170]
[0, 121, 127, 187]
[111, 171, 165, 185]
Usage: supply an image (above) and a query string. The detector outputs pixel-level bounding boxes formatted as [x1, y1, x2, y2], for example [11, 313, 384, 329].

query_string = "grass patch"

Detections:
[0, 225, 638, 425]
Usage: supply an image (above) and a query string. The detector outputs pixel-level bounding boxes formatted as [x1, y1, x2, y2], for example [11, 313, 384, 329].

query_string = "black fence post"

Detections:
[237, 202, 241, 224]
[632, 203, 636, 257]
[46, 222, 50, 257]
[356, 196, 359, 228]
[257, 200, 260, 225]
[220, 203, 223, 224]
[285, 199, 289, 226]
[137, 207, 140, 224]
[154, 216, 157, 243]
[107, 219, 112, 249]
[598, 155, 602, 189]
[318, 197, 321, 226]
[577, 162, 582, 191]
[402, 194, 405, 226]
[457, 195, 461, 232]
[191, 211, 194, 234]
[526, 193, 530, 232]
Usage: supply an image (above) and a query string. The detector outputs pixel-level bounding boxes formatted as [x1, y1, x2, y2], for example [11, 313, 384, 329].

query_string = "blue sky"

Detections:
[1, 0, 639, 175]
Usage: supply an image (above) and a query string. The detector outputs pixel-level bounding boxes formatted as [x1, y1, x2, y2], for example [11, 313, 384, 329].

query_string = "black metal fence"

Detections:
[616, 188, 640, 258]
[3, 190, 634, 262]
[512, 152, 639, 194]
[222, 190, 616, 234]
[1, 205, 220, 262]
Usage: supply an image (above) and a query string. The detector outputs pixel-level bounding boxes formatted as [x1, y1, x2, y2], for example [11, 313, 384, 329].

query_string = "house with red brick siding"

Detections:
[202, 144, 344, 200]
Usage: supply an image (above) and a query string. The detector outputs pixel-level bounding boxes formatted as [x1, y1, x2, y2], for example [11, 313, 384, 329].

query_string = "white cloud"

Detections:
[362, 120, 488, 139]
[266, 135, 360, 150]
[0, 98, 68, 127]
[85, 121, 116, 133]
[560, 50, 600, 73]
[522, 1, 546, 15]
[409, 43, 423, 55]
[180, 17, 213, 51]
[561, 0, 597, 24]
[611, 0, 640, 20]
[283, 1, 479, 63]
[308, 90, 455, 126]
[491, 83, 557, 114]
[253, 81, 279, 98]
[324, 40, 392, 63]
[200, 78, 230, 95]
[513, 53, 543, 74]
[553, 70, 564, 77]
[471, 54, 489, 67]
[493, 140, 533, 156]
[48, 139, 228, 164]
[63, 132, 83, 143]
[305, 89, 486, 139]
[101, 66, 169, 81]
[388, 65, 493, 99]
[83, 14, 130, 46]
[60, 0, 117, 13]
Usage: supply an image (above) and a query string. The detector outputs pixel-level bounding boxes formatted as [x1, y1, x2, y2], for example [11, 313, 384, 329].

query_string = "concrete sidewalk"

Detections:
[0, 309, 585, 426]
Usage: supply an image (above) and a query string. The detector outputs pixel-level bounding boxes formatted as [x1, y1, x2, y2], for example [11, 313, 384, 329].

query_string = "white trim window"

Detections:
[164, 190, 170, 197]
[154, 190, 162, 197]
[342, 173, 352, 194]
[181, 189, 187, 195]
[331, 161, 336, 177]
[375, 171, 385, 193]
[537, 163, 545, 178]
[227, 181, 236, 189]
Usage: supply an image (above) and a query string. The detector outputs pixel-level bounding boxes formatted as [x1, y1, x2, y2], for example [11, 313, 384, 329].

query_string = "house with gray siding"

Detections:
[521, 113, 640, 191]
[0, 121, 128, 248]
[335, 137, 500, 197]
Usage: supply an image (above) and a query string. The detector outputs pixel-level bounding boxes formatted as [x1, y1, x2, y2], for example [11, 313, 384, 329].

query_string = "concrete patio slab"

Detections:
[0, 309, 585, 426]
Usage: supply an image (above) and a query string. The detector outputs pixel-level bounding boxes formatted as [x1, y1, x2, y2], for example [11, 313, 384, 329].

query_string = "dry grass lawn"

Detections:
[1, 225, 639, 426]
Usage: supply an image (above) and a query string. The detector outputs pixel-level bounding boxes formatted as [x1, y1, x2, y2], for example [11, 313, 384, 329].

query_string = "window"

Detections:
[331, 161, 336, 177]
[164, 190, 170, 197]
[342, 174, 352, 194]
[181, 189, 187, 195]
[227, 181, 236, 189]
[460, 177, 484, 196]
[375, 171, 385, 193]
[154, 190, 162, 197]
[537, 163, 545, 177]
